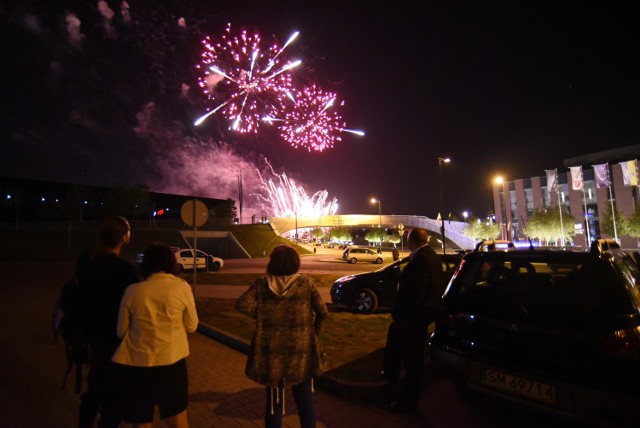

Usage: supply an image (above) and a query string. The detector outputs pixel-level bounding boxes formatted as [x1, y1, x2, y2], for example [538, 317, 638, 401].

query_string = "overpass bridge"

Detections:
[269, 214, 476, 250]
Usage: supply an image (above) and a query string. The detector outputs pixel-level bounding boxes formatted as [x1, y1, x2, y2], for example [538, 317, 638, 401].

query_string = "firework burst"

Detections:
[264, 85, 365, 152]
[256, 160, 339, 217]
[195, 24, 301, 133]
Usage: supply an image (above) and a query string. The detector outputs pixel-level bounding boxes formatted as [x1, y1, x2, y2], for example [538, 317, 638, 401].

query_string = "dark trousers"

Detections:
[383, 319, 429, 409]
[78, 344, 121, 428]
[265, 379, 315, 428]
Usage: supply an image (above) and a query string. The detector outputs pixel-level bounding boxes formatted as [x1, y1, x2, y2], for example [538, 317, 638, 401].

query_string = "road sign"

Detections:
[180, 199, 209, 227]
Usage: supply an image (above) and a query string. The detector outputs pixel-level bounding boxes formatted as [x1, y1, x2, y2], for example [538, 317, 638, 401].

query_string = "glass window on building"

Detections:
[524, 188, 534, 215]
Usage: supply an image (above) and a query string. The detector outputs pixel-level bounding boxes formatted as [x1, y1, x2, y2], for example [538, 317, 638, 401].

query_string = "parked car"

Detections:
[429, 239, 640, 425]
[331, 253, 462, 314]
[342, 247, 385, 264]
[173, 248, 224, 272]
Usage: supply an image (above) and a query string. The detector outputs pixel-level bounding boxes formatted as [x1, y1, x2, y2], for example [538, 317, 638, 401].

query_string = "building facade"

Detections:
[492, 145, 640, 248]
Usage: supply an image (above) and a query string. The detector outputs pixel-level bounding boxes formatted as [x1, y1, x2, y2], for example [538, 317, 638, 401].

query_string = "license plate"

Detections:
[481, 369, 556, 405]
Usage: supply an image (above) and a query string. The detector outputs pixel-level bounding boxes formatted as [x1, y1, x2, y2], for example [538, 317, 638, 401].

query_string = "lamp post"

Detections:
[398, 223, 405, 256]
[438, 157, 451, 254]
[494, 176, 507, 240]
[370, 198, 382, 250]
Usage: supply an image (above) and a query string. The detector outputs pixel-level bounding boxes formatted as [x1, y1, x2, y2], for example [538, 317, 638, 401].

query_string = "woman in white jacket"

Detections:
[112, 243, 199, 428]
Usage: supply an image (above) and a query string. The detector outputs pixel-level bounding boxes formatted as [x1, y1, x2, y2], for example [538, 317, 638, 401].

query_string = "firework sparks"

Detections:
[255, 160, 339, 217]
[264, 85, 365, 152]
[195, 24, 301, 133]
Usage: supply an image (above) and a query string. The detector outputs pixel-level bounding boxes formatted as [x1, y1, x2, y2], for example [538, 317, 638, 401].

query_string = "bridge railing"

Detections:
[269, 214, 477, 250]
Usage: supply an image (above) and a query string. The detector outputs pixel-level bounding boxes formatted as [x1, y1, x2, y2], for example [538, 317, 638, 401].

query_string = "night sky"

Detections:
[2, 1, 639, 220]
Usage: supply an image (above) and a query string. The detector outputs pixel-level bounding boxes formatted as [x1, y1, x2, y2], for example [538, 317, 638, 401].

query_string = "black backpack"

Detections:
[52, 276, 90, 394]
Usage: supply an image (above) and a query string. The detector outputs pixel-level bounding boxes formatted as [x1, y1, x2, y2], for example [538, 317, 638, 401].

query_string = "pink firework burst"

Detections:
[195, 24, 301, 133]
[274, 85, 346, 152]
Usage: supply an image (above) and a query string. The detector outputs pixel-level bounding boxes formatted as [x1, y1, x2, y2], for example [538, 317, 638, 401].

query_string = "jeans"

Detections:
[265, 379, 315, 428]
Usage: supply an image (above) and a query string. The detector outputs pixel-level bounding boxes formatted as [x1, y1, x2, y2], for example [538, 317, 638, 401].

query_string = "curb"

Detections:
[196, 322, 387, 402]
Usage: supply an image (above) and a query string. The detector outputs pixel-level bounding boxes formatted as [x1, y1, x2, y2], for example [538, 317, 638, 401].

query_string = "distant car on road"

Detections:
[342, 247, 385, 264]
[174, 248, 223, 272]
[331, 253, 462, 314]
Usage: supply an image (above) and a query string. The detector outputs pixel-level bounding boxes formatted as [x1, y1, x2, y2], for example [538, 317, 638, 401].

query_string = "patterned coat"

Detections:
[235, 274, 329, 387]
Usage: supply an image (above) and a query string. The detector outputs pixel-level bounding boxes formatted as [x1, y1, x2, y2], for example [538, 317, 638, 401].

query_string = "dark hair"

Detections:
[98, 215, 130, 248]
[140, 243, 177, 279]
[408, 227, 430, 247]
[266, 245, 300, 276]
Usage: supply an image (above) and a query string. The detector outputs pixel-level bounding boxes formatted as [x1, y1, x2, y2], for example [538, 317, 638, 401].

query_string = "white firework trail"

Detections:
[255, 161, 338, 217]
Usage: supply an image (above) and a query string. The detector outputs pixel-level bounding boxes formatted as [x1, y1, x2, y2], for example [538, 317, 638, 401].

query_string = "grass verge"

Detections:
[195, 298, 391, 383]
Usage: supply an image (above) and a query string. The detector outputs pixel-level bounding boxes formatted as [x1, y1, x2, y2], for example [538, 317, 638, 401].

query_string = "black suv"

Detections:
[429, 239, 640, 426]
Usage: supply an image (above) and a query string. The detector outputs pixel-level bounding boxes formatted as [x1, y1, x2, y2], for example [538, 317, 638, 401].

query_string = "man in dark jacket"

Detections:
[383, 227, 444, 413]
[76, 216, 140, 428]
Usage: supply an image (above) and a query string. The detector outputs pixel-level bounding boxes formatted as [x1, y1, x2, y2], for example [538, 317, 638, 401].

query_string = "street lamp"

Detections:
[438, 157, 451, 254]
[370, 197, 382, 249]
[494, 176, 507, 240]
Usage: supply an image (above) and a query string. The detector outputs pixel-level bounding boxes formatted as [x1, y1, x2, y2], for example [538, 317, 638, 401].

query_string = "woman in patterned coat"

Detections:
[236, 244, 328, 428]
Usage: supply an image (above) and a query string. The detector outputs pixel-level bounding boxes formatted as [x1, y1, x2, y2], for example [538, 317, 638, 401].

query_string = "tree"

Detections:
[329, 227, 352, 242]
[387, 232, 401, 246]
[599, 205, 629, 238]
[524, 207, 574, 245]
[627, 206, 640, 238]
[210, 199, 237, 224]
[365, 228, 385, 246]
[311, 227, 324, 240]
[463, 216, 500, 241]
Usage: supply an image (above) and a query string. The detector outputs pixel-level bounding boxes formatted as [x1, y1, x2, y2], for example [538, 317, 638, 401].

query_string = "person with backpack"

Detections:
[112, 243, 198, 428]
[75, 215, 140, 428]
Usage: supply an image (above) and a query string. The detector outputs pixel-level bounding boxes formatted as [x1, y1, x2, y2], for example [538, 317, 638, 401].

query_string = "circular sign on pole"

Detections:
[181, 199, 209, 227]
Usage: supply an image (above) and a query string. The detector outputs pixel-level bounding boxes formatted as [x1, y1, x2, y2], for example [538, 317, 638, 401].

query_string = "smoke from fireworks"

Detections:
[195, 24, 301, 133]
[256, 160, 339, 217]
[136, 103, 338, 218]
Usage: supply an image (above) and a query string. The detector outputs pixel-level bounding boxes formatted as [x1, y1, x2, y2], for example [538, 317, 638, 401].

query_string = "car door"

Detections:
[377, 258, 408, 306]
[177, 250, 206, 270]
[194, 250, 208, 269]
[364, 249, 376, 262]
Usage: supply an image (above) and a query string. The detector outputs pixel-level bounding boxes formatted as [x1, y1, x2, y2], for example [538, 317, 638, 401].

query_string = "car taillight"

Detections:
[601, 327, 640, 360]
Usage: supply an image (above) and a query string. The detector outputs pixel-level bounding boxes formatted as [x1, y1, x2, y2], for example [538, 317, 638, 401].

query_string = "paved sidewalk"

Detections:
[0, 261, 442, 427]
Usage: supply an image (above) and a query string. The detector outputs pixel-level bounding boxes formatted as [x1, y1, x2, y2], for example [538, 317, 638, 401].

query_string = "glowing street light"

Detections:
[438, 157, 451, 254]
[494, 175, 507, 240]
[370, 197, 382, 249]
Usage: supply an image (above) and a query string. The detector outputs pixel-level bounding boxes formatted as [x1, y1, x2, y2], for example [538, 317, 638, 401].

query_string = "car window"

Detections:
[179, 251, 191, 258]
[614, 256, 640, 313]
[450, 257, 634, 316]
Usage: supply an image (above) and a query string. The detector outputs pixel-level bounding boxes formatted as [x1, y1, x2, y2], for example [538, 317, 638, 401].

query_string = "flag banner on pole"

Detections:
[569, 166, 583, 191]
[620, 160, 638, 186]
[593, 163, 609, 188]
[545, 169, 558, 192]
